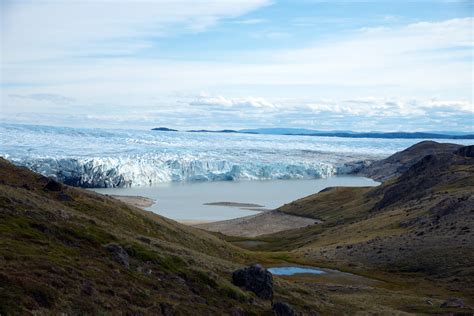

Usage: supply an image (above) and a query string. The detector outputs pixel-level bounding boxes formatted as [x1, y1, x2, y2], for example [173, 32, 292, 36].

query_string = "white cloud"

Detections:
[1, 1, 472, 133]
[304, 98, 474, 118]
[9, 93, 75, 104]
[190, 94, 277, 109]
[187, 94, 473, 122]
[269, 18, 473, 87]
[234, 18, 267, 24]
[1, 0, 271, 62]
[5, 17, 470, 102]
[1, 94, 472, 131]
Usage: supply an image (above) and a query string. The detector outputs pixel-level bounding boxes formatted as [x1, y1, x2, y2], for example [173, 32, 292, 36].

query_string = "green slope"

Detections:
[2, 142, 474, 315]
[0, 158, 269, 314]
[253, 145, 474, 305]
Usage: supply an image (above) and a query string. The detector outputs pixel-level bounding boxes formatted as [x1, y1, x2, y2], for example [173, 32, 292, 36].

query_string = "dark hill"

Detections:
[261, 143, 474, 305]
[356, 140, 463, 181]
[151, 127, 178, 132]
[0, 158, 272, 314]
[306, 132, 474, 139]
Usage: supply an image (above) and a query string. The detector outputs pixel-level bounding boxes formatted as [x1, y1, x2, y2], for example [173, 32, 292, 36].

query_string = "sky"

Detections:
[1, 0, 473, 132]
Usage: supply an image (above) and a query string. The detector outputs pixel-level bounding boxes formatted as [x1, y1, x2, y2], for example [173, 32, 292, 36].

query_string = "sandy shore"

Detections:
[108, 195, 155, 208]
[203, 201, 265, 208]
[194, 210, 321, 237]
[178, 220, 213, 225]
[107, 195, 319, 235]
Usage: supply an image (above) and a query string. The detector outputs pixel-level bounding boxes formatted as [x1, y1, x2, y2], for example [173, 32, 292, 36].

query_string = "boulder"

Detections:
[104, 243, 129, 268]
[43, 179, 62, 191]
[440, 297, 466, 308]
[232, 264, 273, 300]
[58, 192, 73, 201]
[159, 302, 174, 316]
[81, 281, 94, 296]
[272, 302, 296, 316]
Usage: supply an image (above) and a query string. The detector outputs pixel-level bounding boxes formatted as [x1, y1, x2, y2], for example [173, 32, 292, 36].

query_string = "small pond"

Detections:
[268, 267, 326, 276]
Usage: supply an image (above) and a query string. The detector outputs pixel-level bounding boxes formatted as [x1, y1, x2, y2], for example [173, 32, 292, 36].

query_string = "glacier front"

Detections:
[3, 123, 471, 188]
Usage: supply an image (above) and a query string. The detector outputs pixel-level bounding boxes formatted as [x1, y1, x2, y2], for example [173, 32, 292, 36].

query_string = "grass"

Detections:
[1, 152, 473, 314]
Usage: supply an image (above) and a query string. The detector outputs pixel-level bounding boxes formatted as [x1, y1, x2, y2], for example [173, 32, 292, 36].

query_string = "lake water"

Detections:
[93, 175, 378, 221]
[268, 267, 326, 276]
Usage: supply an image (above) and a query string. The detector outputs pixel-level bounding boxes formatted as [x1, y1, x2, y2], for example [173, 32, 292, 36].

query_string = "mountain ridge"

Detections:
[252, 143, 474, 303]
[151, 126, 474, 139]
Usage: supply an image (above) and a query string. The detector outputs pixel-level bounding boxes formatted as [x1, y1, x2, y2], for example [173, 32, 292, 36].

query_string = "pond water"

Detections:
[268, 266, 326, 276]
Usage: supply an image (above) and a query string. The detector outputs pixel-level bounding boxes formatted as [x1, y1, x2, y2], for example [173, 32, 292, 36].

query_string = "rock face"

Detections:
[104, 243, 129, 269]
[272, 302, 296, 316]
[232, 264, 273, 300]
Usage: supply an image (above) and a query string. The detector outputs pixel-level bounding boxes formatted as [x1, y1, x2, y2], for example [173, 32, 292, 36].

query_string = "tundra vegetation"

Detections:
[0, 142, 473, 314]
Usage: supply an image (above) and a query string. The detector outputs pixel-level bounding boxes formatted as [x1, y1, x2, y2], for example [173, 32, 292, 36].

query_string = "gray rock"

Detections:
[81, 281, 94, 296]
[272, 302, 296, 316]
[230, 307, 245, 316]
[440, 297, 466, 308]
[104, 243, 129, 268]
[58, 192, 73, 201]
[43, 179, 62, 191]
[232, 264, 273, 300]
[159, 302, 174, 316]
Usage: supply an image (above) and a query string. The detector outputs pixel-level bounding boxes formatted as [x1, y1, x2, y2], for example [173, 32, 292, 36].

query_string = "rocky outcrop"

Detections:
[455, 145, 474, 158]
[43, 179, 62, 191]
[356, 141, 462, 182]
[272, 302, 296, 316]
[441, 297, 466, 308]
[370, 146, 474, 211]
[104, 243, 129, 268]
[232, 264, 273, 300]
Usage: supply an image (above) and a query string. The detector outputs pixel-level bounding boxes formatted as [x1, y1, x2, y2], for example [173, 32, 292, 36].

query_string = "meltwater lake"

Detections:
[93, 176, 378, 221]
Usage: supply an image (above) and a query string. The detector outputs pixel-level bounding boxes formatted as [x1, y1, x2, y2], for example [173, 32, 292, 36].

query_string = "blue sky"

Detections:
[1, 0, 473, 131]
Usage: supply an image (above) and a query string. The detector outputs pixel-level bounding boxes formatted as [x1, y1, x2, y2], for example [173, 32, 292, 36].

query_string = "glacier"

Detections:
[14, 155, 346, 188]
[2, 123, 472, 188]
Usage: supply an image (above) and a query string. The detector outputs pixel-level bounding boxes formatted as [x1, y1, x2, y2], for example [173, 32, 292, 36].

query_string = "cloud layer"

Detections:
[1, 1, 472, 131]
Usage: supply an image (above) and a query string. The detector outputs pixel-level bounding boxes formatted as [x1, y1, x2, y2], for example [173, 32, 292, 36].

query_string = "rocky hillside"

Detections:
[2, 141, 473, 315]
[0, 158, 275, 314]
[356, 140, 462, 181]
[260, 143, 473, 303]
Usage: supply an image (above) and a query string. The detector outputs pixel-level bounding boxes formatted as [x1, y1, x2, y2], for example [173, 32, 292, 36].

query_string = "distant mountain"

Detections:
[186, 129, 240, 133]
[239, 128, 327, 135]
[428, 131, 474, 136]
[303, 132, 474, 139]
[240, 129, 474, 139]
[152, 127, 473, 139]
[151, 127, 178, 132]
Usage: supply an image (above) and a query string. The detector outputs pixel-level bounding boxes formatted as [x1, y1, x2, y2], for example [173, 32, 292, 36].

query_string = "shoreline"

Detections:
[178, 220, 214, 225]
[194, 210, 321, 237]
[203, 201, 265, 208]
[95, 176, 378, 229]
[107, 194, 156, 208]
